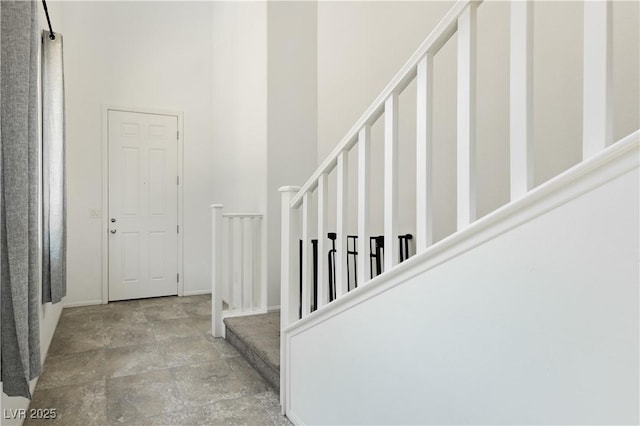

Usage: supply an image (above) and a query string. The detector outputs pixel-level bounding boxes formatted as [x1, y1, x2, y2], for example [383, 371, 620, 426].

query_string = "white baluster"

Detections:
[336, 150, 349, 297]
[301, 192, 312, 317]
[457, 3, 477, 229]
[317, 173, 328, 308]
[510, 0, 534, 200]
[357, 125, 371, 283]
[583, 0, 613, 159]
[384, 93, 399, 272]
[259, 216, 267, 312]
[228, 217, 235, 309]
[238, 218, 244, 310]
[222, 216, 229, 307]
[243, 217, 252, 311]
[210, 204, 224, 337]
[251, 217, 258, 310]
[416, 54, 434, 252]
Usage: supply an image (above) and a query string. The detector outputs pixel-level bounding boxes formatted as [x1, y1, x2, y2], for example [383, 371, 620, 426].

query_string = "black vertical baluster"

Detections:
[397, 233, 415, 264]
[350, 236, 358, 288]
[369, 236, 376, 278]
[298, 240, 303, 319]
[346, 235, 358, 291]
[398, 233, 413, 263]
[311, 239, 318, 312]
[328, 233, 337, 302]
[376, 236, 384, 276]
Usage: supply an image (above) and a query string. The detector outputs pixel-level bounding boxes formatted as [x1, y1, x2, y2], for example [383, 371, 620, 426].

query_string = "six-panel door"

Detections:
[108, 110, 178, 301]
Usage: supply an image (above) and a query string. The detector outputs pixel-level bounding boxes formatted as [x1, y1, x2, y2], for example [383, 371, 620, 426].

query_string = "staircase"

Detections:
[276, 0, 639, 424]
[208, 0, 638, 423]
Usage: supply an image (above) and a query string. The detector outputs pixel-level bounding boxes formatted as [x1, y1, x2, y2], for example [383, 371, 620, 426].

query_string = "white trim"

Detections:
[221, 308, 267, 319]
[267, 305, 281, 312]
[335, 151, 348, 297]
[63, 299, 104, 308]
[101, 107, 109, 304]
[183, 290, 211, 297]
[285, 410, 303, 426]
[357, 125, 371, 283]
[301, 193, 311, 317]
[582, 0, 613, 159]
[283, 131, 638, 339]
[384, 93, 399, 272]
[456, 2, 478, 229]
[416, 54, 434, 252]
[317, 173, 328, 309]
[101, 105, 184, 303]
[509, 0, 534, 200]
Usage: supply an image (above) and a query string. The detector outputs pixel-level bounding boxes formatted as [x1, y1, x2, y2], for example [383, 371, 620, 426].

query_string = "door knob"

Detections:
[110, 229, 117, 234]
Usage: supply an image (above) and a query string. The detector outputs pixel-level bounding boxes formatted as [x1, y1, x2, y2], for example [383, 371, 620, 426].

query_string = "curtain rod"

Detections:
[41, 0, 55, 40]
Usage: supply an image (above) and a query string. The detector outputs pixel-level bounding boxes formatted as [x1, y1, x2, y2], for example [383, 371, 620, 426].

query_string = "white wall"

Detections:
[212, 1, 267, 214]
[211, 1, 318, 309]
[286, 142, 639, 425]
[211, 1, 272, 304]
[61, 1, 215, 304]
[267, 1, 318, 308]
[1, 2, 65, 422]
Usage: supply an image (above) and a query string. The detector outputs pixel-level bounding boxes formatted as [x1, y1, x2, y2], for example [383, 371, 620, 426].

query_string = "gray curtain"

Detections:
[41, 30, 66, 304]
[0, 1, 42, 398]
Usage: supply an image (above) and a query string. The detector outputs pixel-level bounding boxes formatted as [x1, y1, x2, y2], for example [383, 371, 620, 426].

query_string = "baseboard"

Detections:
[268, 305, 281, 312]
[183, 290, 212, 296]
[286, 410, 303, 425]
[63, 299, 104, 308]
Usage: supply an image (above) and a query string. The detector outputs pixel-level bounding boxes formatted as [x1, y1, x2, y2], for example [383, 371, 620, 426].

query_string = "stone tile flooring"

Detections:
[26, 295, 292, 426]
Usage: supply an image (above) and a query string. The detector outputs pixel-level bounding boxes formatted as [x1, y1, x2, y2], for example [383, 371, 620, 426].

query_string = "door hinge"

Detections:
[177, 273, 180, 282]
[177, 225, 179, 233]
[177, 130, 179, 140]
[177, 175, 179, 185]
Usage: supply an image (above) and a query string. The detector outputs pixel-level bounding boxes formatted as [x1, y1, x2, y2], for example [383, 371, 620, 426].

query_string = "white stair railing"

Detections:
[279, 0, 623, 412]
[210, 204, 267, 337]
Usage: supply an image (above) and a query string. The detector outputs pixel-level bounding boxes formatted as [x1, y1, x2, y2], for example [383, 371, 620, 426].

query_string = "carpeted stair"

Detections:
[224, 312, 280, 391]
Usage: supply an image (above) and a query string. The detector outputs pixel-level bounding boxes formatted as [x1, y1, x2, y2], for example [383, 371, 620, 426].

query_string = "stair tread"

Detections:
[224, 312, 280, 373]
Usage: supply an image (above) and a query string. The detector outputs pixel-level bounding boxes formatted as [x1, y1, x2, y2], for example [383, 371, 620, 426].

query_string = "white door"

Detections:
[108, 110, 179, 301]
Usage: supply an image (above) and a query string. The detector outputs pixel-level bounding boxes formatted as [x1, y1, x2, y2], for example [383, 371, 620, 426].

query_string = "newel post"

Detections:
[279, 186, 300, 413]
[210, 204, 224, 337]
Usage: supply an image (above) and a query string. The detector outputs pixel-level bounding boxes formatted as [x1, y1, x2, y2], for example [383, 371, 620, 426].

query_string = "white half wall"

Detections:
[61, 1, 215, 304]
[286, 139, 639, 425]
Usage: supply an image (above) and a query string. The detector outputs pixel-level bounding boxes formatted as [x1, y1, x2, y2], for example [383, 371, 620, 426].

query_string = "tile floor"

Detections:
[26, 295, 292, 426]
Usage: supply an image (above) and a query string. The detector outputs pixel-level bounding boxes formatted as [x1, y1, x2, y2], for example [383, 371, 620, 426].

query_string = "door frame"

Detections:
[101, 105, 184, 304]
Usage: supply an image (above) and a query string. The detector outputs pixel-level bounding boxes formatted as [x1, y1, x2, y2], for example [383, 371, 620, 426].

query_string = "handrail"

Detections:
[291, 0, 480, 208]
